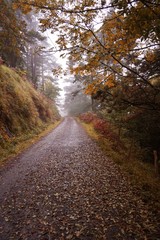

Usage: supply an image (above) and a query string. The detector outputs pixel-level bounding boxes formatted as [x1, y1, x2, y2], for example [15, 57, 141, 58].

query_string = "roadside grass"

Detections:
[80, 120, 160, 211]
[80, 122, 99, 140]
[0, 120, 61, 166]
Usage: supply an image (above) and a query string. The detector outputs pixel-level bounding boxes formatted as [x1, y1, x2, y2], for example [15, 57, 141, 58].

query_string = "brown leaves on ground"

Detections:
[0, 118, 159, 239]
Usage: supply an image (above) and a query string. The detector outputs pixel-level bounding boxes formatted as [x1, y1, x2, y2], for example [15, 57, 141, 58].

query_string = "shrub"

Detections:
[79, 112, 96, 123]
[93, 118, 109, 135]
[79, 112, 125, 151]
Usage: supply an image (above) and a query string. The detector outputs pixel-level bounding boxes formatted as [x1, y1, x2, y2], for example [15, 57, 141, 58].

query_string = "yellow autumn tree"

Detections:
[12, 0, 160, 107]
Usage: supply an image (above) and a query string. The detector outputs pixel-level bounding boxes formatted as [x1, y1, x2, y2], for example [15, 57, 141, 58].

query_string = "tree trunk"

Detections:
[41, 58, 44, 91]
[91, 95, 94, 111]
[128, 139, 134, 161]
[118, 126, 122, 138]
[153, 150, 159, 176]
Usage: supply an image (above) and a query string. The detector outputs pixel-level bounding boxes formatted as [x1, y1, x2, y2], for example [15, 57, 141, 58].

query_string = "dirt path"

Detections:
[0, 117, 159, 240]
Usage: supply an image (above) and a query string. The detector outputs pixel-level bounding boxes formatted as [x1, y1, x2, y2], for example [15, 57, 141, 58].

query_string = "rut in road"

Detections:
[0, 117, 159, 240]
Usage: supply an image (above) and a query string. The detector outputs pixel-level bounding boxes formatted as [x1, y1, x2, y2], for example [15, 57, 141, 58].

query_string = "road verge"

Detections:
[0, 120, 62, 166]
[78, 117, 160, 213]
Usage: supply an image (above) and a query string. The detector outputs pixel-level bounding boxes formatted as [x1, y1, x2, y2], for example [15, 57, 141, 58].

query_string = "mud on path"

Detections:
[0, 117, 159, 240]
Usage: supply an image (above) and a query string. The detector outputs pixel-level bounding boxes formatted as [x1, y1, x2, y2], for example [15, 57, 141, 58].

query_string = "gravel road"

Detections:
[0, 117, 159, 240]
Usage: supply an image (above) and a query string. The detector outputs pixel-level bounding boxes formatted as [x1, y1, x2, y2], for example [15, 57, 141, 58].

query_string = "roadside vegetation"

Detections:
[0, 65, 60, 165]
[79, 112, 160, 212]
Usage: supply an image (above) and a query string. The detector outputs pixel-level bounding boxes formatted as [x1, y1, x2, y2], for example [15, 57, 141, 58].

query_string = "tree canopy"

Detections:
[12, 0, 160, 108]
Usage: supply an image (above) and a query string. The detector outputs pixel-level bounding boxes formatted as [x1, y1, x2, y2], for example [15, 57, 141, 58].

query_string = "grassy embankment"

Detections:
[78, 113, 160, 211]
[0, 65, 61, 165]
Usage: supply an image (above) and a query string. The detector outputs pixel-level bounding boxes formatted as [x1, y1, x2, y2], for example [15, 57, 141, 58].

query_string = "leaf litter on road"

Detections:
[0, 117, 159, 239]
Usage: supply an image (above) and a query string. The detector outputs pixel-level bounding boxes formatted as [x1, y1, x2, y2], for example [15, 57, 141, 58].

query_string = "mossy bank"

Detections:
[0, 65, 60, 164]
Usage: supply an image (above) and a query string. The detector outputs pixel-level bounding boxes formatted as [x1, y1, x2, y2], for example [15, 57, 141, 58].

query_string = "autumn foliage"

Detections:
[79, 112, 125, 151]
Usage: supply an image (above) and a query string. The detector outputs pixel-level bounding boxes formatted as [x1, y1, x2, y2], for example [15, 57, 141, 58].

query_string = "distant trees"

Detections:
[62, 59, 92, 116]
[24, 30, 45, 86]
[43, 77, 60, 101]
[63, 81, 92, 116]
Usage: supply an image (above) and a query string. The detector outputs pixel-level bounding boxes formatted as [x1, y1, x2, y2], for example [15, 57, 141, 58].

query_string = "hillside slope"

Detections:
[0, 65, 60, 161]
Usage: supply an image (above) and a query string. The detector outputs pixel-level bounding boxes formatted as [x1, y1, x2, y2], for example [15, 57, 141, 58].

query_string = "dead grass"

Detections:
[80, 121, 100, 140]
[0, 65, 59, 135]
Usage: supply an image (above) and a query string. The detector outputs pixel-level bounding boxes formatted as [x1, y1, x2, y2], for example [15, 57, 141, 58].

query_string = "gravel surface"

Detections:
[0, 117, 159, 240]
